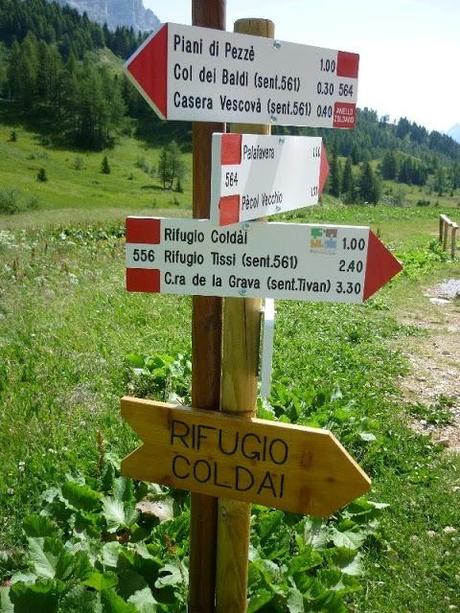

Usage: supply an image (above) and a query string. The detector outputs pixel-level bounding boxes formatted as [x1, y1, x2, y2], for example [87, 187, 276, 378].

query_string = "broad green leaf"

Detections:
[248, 588, 274, 612]
[102, 542, 123, 568]
[9, 579, 60, 613]
[28, 537, 61, 579]
[359, 431, 377, 442]
[329, 548, 363, 576]
[288, 548, 323, 575]
[101, 589, 137, 613]
[125, 353, 145, 368]
[84, 572, 118, 592]
[330, 527, 365, 550]
[287, 585, 305, 613]
[113, 478, 136, 505]
[60, 585, 102, 613]
[61, 481, 101, 512]
[102, 497, 139, 533]
[0, 587, 14, 613]
[55, 550, 92, 582]
[154, 563, 186, 589]
[11, 572, 37, 584]
[127, 587, 158, 612]
[23, 514, 59, 538]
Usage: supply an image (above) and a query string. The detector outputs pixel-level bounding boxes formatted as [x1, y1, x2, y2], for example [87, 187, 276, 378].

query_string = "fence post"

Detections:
[452, 223, 458, 259]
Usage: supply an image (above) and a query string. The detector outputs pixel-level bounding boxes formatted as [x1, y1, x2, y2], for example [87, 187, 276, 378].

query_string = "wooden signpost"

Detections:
[121, 5, 401, 612]
[211, 133, 329, 225]
[121, 397, 371, 517]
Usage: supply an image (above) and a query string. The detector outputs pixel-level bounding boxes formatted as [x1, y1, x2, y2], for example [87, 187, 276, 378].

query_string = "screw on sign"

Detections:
[124, 22, 360, 128]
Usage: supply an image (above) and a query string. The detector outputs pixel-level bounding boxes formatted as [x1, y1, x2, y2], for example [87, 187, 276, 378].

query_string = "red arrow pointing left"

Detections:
[125, 24, 168, 119]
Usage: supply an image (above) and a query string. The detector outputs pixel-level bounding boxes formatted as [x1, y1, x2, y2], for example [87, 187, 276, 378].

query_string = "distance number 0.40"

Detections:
[133, 248, 155, 263]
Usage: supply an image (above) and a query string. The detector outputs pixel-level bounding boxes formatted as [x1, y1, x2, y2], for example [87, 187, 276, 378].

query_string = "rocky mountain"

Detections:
[54, 0, 161, 32]
[447, 124, 460, 144]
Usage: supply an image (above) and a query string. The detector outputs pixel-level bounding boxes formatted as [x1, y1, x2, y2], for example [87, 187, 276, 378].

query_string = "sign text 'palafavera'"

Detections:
[125, 22, 359, 128]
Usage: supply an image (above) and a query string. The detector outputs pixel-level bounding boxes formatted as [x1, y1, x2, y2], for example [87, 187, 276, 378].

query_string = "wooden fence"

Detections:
[439, 214, 458, 259]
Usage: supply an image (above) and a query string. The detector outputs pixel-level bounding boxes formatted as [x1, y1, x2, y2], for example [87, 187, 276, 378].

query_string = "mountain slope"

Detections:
[448, 124, 460, 144]
[54, 0, 161, 32]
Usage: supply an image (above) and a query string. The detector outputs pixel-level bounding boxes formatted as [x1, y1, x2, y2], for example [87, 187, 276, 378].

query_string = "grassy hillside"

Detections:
[0, 123, 192, 217]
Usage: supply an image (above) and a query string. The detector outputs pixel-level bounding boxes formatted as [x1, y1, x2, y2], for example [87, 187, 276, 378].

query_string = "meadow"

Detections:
[0, 125, 459, 611]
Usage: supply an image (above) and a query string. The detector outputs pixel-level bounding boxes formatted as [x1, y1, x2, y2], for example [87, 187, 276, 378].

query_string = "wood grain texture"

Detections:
[190, 4, 226, 611]
[216, 17, 274, 613]
[120, 397, 371, 516]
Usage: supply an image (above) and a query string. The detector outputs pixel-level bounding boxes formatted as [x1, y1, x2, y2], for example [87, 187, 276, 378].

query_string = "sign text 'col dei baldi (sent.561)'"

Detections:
[125, 22, 359, 128]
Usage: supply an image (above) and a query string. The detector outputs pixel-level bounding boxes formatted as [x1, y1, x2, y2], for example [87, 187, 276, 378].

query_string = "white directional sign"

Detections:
[125, 23, 359, 128]
[125, 217, 402, 303]
[211, 133, 329, 225]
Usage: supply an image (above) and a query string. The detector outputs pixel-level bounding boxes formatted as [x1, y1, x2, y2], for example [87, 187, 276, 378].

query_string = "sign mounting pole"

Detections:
[189, 2, 225, 612]
[215, 18, 274, 613]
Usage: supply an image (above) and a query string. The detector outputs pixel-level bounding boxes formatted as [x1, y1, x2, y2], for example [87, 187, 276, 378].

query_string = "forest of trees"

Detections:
[0, 0, 459, 195]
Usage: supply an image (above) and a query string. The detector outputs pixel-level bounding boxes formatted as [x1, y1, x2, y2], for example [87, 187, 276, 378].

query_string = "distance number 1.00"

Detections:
[342, 237, 366, 251]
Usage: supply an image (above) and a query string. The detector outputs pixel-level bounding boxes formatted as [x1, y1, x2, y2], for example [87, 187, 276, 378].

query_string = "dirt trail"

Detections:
[397, 280, 460, 452]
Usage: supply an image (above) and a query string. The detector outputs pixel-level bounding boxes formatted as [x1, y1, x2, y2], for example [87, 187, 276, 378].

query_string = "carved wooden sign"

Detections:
[121, 397, 371, 517]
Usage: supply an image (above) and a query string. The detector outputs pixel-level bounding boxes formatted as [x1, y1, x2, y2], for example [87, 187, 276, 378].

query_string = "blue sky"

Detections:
[144, 0, 460, 133]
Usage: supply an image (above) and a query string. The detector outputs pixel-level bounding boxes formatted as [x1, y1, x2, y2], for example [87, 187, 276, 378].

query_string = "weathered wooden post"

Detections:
[214, 19, 274, 613]
[189, 2, 226, 611]
[452, 223, 458, 259]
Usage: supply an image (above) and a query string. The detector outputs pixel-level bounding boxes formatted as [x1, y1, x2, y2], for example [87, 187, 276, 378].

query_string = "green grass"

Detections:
[0, 123, 193, 214]
[0, 124, 459, 610]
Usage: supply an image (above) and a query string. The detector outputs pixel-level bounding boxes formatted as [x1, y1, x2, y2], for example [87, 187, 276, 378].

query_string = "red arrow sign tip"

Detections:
[319, 143, 329, 195]
[364, 231, 402, 300]
[125, 24, 168, 119]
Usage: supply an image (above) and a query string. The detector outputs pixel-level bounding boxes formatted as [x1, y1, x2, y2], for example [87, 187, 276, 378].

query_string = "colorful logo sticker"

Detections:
[310, 227, 337, 253]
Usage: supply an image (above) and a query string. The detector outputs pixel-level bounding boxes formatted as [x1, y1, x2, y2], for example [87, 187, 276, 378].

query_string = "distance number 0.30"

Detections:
[132, 248, 155, 263]
[316, 82, 354, 97]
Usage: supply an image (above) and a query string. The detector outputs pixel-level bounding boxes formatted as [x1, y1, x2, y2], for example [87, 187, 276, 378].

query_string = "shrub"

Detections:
[101, 155, 111, 175]
[9, 129, 17, 142]
[0, 189, 20, 214]
[37, 168, 48, 182]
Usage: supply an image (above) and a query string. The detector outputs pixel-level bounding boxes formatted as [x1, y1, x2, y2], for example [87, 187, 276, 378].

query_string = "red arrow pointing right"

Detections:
[363, 231, 402, 300]
[125, 24, 168, 119]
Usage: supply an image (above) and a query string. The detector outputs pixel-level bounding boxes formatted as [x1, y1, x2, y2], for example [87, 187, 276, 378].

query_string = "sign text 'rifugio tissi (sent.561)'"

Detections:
[125, 22, 359, 128]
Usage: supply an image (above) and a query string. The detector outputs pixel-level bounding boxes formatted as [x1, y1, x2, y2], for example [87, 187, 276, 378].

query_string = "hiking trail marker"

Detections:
[121, 397, 371, 517]
[125, 217, 402, 302]
[124, 22, 359, 128]
[211, 133, 330, 225]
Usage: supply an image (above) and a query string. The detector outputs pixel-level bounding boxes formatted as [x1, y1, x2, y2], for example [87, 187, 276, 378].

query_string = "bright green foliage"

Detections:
[358, 162, 381, 204]
[157, 142, 186, 190]
[101, 156, 111, 175]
